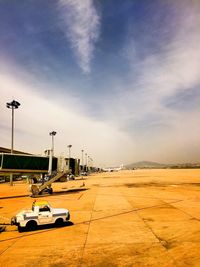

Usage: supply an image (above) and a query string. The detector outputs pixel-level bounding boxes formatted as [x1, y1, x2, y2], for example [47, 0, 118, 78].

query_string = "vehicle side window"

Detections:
[39, 206, 50, 212]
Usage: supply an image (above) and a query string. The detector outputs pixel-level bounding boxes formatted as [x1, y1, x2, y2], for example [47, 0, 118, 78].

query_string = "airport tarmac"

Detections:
[0, 169, 200, 267]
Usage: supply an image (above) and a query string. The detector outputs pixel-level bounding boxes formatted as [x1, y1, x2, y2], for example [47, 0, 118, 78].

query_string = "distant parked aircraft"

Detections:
[102, 164, 124, 172]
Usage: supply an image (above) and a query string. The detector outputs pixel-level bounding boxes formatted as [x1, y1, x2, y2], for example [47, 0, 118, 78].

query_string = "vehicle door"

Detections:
[38, 206, 53, 224]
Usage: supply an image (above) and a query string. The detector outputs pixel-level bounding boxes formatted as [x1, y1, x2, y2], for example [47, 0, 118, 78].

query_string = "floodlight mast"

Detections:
[85, 153, 87, 171]
[88, 156, 93, 171]
[81, 149, 84, 170]
[88, 156, 90, 169]
[48, 131, 57, 175]
[49, 131, 57, 156]
[67, 145, 72, 172]
[90, 158, 93, 169]
[6, 100, 21, 186]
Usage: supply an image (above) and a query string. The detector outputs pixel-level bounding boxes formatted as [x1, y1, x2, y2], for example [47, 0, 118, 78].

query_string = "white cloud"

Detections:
[97, 3, 200, 163]
[58, 0, 100, 73]
[0, 68, 133, 166]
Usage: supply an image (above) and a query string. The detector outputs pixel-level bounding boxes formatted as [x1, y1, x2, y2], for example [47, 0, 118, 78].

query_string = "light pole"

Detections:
[91, 158, 93, 171]
[85, 153, 87, 171]
[48, 131, 56, 176]
[67, 145, 72, 172]
[81, 149, 84, 171]
[49, 131, 57, 156]
[6, 100, 21, 186]
[89, 157, 93, 170]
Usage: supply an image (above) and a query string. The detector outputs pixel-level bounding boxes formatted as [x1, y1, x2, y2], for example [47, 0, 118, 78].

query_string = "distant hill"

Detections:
[125, 161, 200, 169]
[125, 161, 168, 169]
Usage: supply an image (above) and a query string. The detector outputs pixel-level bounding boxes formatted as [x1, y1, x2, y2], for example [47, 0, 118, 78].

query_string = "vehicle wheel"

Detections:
[48, 188, 53, 194]
[26, 220, 37, 231]
[18, 225, 24, 233]
[55, 218, 64, 227]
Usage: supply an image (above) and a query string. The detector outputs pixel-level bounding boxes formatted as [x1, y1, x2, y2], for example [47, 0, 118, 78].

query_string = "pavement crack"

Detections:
[78, 188, 99, 267]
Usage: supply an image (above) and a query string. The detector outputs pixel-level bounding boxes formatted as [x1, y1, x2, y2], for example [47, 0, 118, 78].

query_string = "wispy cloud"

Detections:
[58, 0, 100, 73]
[107, 2, 200, 116]
[0, 64, 132, 166]
[95, 2, 200, 163]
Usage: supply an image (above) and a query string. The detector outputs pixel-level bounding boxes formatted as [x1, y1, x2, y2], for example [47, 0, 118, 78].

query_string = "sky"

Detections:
[1, 0, 200, 167]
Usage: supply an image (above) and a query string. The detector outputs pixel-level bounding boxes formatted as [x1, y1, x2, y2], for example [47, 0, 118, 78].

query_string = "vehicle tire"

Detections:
[55, 218, 64, 227]
[18, 225, 24, 233]
[26, 220, 37, 231]
[48, 188, 53, 194]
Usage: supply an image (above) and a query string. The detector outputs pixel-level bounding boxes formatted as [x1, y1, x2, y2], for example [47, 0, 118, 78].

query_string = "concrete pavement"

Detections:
[0, 169, 200, 266]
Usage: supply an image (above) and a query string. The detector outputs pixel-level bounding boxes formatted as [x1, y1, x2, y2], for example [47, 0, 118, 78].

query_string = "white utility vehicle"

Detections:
[11, 201, 70, 232]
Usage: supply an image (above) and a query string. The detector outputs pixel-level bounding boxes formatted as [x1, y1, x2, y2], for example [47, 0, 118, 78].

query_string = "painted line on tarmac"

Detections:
[74, 199, 184, 225]
[0, 200, 183, 244]
[89, 192, 182, 202]
[165, 201, 200, 222]
[0, 194, 29, 200]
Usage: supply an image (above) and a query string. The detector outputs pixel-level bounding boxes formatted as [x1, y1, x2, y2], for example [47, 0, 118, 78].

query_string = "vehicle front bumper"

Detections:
[66, 213, 70, 221]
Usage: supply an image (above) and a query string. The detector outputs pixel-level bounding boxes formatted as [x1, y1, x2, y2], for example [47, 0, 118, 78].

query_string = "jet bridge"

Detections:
[0, 153, 57, 173]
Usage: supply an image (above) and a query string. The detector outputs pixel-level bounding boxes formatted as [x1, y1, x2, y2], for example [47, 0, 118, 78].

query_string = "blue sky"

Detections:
[1, 0, 200, 166]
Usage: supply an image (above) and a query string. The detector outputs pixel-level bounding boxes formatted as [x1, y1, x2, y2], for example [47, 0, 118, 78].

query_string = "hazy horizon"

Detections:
[1, 0, 200, 167]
